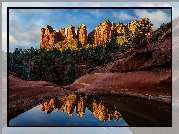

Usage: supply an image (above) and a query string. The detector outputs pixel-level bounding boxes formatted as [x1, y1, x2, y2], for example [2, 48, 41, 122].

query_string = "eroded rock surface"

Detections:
[67, 24, 76, 41]
[77, 24, 88, 45]
[9, 72, 73, 121]
[40, 18, 154, 48]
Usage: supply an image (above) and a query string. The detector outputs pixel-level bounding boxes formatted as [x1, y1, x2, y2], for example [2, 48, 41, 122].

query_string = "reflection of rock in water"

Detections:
[41, 99, 65, 114]
[87, 98, 122, 122]
[66, 99, 75, 116]
[76, 95, 86, 117]
[65, 94, 76, 116]
[40, 94, 122, 122]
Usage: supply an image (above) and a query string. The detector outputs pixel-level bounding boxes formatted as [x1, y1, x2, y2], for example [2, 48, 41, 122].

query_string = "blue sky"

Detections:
[5, 5, 172, 52]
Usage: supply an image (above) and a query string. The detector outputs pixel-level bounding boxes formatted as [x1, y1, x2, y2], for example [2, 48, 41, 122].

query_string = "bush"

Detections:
[151, 31, 162, 44]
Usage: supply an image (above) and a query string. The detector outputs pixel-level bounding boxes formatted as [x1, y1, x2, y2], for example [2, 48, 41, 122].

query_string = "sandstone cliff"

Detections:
[40, 18, 154, 49]
[77, 24, 88, 45]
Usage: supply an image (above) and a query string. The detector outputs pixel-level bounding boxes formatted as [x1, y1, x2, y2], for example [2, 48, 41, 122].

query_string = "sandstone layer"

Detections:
[8, 72, 73, 121]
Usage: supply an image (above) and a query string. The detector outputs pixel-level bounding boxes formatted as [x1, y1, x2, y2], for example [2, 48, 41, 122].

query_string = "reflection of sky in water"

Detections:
[2, 127, 133, 134]
[9, 105, 129, 126]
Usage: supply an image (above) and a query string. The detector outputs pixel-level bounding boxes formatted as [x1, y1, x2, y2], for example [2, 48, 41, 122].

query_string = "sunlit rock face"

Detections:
[87, 18, 154, 45]
[67, 24, 76, 41]
[114, 18, 154, 45]
[87, 20, 113, 44]
[40, 94, 122, 122]
[59, 28, 66, 40]
[40, 25, 65, 49]
[77, 24, 88, 45]
[40, 18, 154, 49]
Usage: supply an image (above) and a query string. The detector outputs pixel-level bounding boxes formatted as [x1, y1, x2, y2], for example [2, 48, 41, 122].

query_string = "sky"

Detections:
[8, 8, 171, 52]
[2, 2, 176, 52]
[1, 2, 179, 134]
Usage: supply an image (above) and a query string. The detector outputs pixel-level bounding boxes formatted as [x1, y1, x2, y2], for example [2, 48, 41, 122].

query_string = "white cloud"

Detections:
[54, 28, 58, 32]
[17, 9, 32, 15]
[112, 11, 137, 21]
[9, 35, 19, 44]
[75, 29, 77, 34]
[90, 10, 103, 19]
[33, 19, 46, 27]
[134, 9, 171, 29]
[65, 27, 68, 36]
[14, 29, 40, 43]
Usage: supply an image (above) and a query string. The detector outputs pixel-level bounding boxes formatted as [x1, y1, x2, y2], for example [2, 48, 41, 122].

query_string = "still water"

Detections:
[9, 94, 171, 126]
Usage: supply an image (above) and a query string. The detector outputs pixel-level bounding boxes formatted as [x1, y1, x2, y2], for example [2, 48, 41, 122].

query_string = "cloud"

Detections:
[134, 9, 171, 29]
[90, 10, 103, 19]
[66, 13, 72, 20]
[14, 29, 40, 43]
[9, 35, 19, 44]
[54, 28, 58, 32]
[17, 9, 32, 15]
[112, 11, 137, 21]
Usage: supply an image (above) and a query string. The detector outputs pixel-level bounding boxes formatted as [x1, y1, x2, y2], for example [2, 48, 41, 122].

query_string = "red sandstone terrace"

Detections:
[69, 70, 171, 103]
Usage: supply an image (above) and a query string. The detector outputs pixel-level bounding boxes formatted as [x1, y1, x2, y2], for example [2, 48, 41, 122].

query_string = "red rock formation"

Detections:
[77, 24, 87, 45]
[40, 25, 67, 49]
[59, 28, 66, 40]
[40, 25, 59, 48]
[40, 18, 154, 48]
[88, 20, 112, 44]
[67, 24, 76, 41]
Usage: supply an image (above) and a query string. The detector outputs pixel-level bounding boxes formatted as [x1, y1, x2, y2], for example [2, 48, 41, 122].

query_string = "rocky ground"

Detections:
[69, 70, 171, 103]
[8, 72, 73, 121]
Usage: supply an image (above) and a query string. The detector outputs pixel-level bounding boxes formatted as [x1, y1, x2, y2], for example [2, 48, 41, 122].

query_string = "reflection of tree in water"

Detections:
[40, 94, 122, 122]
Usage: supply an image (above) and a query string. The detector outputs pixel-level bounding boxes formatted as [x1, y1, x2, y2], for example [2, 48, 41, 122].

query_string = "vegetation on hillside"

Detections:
[8, 21, 162, 86]
[9, 36, 136, 85]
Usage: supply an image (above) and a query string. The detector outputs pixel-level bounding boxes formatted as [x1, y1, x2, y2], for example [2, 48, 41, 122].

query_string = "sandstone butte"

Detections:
[40, 18, 154, 49]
